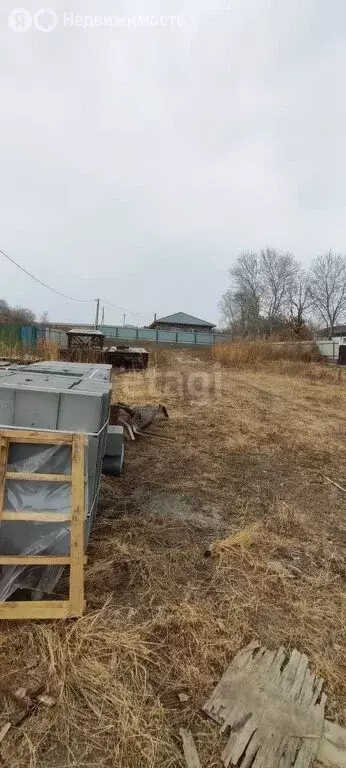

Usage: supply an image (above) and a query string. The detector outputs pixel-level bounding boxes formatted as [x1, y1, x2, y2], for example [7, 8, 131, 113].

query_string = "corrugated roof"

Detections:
[68, 328, 104, 336]
[150, 312, 215, 328]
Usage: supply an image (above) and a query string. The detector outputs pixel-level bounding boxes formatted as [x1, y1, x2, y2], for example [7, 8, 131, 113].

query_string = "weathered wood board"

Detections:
[203, 641, 326, 768]
[179, 729, 202, 768]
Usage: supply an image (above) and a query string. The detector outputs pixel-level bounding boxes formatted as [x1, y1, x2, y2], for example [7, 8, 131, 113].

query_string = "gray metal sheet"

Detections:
[26, 361, 112, 377]
[72, 380, 112, 393]
[0, 390, 15, 424]
[58, 392, 102, 433]
[0, 373, 82, 390]
[15, 391, 59, 430]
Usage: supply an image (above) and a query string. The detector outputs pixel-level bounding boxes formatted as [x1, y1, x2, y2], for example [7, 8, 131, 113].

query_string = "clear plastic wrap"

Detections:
[0, 442, 88, 601]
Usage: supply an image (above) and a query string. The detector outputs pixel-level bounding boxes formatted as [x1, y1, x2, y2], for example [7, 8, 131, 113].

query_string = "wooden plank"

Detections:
[203, 640, 260, 724]
[0, 430, 88, 621]
[0, 600, 72, 620]
[68, 434, 85, 617]
[222, 713, 258, 766]
[0, 555, 87, 566]
[2, 511, 71, 522]
[237, 732, 260, 768]
[6, 472, 72, 483]
[0, 723, 12, 742]
[1, 429, 73, 444]
[287, 654, 309, 701]
[317, 720, 346, 768]
[279, 648, 305, 697]
[0, 436, 9, 518]
[179, 729, 202, 768]
[324, 476, 346, 493]
[268, 647, 288, 687]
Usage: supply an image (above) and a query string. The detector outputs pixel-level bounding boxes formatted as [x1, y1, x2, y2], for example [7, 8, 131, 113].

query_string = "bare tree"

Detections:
[0, 299, 36, 325]
[219, 287, 261, 337]
[260, 248, 298, 327]
[228, 251, 262, 333]
[308, 251, 346, 336]
[0, 300, 11, 323]
[221, 248, 313, 339]
[39, 311, 49, 327]
[10, 306, 36, 325]
[288, 270, 313, 336]
[230, 251, 262, 303]
[219, 288, 236, 329]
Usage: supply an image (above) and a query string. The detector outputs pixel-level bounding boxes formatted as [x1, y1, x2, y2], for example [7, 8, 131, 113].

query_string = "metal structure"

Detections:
[102, 426, 124, 476]
[0, 361, 113, 607]
[316, 339, 341, 363]
[100, 325, 219, 345]
[338, 345, 346, 365]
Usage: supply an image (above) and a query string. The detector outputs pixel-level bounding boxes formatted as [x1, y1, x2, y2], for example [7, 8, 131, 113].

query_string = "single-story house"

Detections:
[149, 312, 216, 334]
[317, 325, 346, 342]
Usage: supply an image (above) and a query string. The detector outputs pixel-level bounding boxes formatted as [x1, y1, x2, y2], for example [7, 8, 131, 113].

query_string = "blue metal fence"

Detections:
[21, 325, 38, 347]
[100, 325, 220, 345]
[0, 324, 228, 350]
[0, 325, 39, 348]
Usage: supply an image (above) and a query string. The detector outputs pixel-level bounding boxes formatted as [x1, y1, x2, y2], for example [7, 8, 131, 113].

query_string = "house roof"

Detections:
[318, 325, 346, 338]
[150, 312, 215, 328]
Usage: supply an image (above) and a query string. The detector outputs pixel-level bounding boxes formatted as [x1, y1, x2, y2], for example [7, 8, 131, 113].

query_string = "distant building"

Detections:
[149, 312, 216, 334]
[318, 325, 346, 341]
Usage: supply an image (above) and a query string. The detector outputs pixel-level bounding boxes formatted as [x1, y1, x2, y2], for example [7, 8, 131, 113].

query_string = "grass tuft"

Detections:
[212, 340, 321, 367]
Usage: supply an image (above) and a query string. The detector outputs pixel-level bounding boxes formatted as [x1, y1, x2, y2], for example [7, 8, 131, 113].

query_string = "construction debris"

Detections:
[105, 346, 149, 370]
[0, 723, 11, 743]
[178, 692, 190, 703]
[0, 684, 57, 744]
[37, 694, 56, 707]
[203, 640, 326, 768]
[110, 403, 169, 440]
[179, 729, 202, 768]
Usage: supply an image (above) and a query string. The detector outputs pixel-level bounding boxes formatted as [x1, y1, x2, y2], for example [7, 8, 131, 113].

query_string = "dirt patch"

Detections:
[148, 491, 225, 531]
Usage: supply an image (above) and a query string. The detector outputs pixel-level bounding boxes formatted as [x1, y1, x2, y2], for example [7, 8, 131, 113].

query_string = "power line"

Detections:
[0, 247, 147, 320]
[0, 247, 95, 303]
[0, 247, 96, 303]
[102, 299, 145, 321]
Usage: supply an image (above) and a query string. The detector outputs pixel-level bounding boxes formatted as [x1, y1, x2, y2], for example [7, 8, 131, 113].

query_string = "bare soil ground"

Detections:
[0, 351, 345, 768]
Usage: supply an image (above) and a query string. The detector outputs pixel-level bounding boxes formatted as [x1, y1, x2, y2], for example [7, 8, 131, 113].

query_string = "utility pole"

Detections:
[101, 306, 105, 325]
[95, 298, 100, 328]
[123, 312, 126, 326]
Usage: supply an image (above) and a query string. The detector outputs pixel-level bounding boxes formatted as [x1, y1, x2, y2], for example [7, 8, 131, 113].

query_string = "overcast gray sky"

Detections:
[0, 0, 345, 326]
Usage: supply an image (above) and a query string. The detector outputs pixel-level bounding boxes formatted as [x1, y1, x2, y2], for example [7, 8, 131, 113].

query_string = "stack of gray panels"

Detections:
[0, 361, 112, 600]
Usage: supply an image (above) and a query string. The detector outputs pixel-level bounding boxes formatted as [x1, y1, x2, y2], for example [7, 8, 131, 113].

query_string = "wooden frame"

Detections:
[0, 429, 86, 620]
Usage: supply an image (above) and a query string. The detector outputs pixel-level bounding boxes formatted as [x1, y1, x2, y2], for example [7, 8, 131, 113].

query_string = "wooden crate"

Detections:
[0, 429, 86, 620]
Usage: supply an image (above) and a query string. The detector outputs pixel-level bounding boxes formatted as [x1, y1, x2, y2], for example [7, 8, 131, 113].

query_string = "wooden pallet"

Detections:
[0, 429, 86, 620]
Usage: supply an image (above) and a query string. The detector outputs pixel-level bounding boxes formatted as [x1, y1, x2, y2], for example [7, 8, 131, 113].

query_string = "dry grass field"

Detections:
[0, 345, 345, 768]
